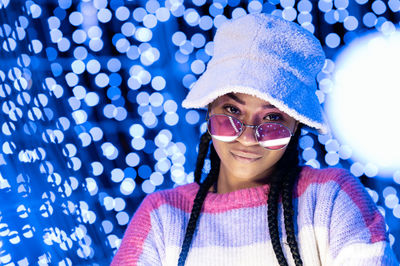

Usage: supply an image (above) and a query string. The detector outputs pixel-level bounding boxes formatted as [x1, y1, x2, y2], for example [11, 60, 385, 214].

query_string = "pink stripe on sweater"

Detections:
[111, 197, 154, 265]
[137, 182, 271, 214]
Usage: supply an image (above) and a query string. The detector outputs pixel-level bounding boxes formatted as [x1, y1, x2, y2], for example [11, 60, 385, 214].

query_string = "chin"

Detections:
[225, 161, 272, 181]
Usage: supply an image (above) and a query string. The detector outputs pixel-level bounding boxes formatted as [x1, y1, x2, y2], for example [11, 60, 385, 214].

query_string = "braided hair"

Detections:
[178, 127, 303, 266]
[177, 133, 220, 265]
[267, 126, 303, 265]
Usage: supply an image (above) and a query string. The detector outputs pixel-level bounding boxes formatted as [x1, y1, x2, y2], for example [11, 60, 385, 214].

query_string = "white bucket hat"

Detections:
[182, 13, 328, 134]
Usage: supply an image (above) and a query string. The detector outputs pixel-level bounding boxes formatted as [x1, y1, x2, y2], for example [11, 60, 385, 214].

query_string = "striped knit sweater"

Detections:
[111, 166, 399, 265]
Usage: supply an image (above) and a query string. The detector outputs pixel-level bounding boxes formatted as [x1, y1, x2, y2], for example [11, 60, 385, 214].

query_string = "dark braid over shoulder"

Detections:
[268, 127, 303, 266]
[267, 181, 288, 266]
[178, 133, 220, 265]
[194, 132, 212, 184]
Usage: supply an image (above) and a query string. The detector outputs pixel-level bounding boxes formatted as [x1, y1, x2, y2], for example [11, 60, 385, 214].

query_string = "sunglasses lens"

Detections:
[208, 115, 242, 142]
[256, 123, 291, 150]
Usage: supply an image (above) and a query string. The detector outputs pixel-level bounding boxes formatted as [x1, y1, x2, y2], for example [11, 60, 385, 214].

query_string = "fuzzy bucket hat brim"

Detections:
[182, 13, 328, 134]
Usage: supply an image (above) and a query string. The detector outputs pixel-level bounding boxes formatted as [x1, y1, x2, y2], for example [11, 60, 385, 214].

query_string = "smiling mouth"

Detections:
[230, 151, 262, 163]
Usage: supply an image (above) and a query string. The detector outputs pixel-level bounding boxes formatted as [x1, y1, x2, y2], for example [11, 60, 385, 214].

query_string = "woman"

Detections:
[111, 13, 398, 265]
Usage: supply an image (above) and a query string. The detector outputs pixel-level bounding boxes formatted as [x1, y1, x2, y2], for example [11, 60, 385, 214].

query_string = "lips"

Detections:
[230, 150, 263, 162]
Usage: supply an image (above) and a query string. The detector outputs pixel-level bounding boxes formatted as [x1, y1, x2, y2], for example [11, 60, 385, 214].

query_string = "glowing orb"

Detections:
[325, 30, 400, 177]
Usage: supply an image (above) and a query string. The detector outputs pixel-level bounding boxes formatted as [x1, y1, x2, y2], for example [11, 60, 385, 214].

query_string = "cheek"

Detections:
[211, 139, 225, 157]
[211, 139, 233, 166]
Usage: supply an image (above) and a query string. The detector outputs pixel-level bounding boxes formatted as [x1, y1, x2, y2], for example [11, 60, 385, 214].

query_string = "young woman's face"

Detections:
[209, 93, 298, 184]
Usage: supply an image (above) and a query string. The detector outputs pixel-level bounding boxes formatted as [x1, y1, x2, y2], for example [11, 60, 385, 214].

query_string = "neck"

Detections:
[215, 163, 274, 194]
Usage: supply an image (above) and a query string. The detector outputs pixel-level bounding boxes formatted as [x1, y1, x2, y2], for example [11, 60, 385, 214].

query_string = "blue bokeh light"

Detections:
[199, 15, 213, 30]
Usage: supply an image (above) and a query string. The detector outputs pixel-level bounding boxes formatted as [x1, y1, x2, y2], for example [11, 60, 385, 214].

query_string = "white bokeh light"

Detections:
[326, 31, 400, 177]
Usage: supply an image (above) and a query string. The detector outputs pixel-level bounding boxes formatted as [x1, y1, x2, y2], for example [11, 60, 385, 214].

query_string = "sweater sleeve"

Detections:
[327, 169, 399, 265]
[111, 194, 164, 265]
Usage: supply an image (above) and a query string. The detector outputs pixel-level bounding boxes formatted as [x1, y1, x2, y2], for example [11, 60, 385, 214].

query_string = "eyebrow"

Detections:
[226, 93, 277, 109]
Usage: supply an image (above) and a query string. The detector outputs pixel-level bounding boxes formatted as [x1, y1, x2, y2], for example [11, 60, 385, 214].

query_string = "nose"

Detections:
[237, 124, 258, 146]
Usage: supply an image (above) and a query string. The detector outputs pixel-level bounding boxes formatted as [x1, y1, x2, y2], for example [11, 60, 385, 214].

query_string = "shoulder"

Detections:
[299, 166, 352, 183]
[295, 166, 381, 219]
[295, 166, 367, 198]
[298, 166, 357, 188]
[139, 182, 199, 213]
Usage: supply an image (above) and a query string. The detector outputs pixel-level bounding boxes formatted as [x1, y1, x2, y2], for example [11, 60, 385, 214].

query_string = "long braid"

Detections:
[178, 135, 220, 265]
[268, 181, 288, 266]
[194, 133, 212, 184]
[282, 175, 302, 266]
[282, 128, 303, 266]
[268, 126, 303, 266]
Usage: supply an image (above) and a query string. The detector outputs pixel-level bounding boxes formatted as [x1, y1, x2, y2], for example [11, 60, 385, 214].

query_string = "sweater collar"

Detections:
[182, 182, 270, 212]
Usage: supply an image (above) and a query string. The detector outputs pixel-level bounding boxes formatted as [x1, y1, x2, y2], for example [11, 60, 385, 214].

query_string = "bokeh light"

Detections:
[325, 31, 400, 177]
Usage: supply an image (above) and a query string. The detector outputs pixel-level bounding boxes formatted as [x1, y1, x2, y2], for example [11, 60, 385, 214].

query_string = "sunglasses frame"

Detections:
[206, 113, 294, 150]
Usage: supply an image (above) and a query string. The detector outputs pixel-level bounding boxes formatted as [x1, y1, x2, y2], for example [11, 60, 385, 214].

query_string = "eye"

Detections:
[223, 105, 241, 115]
[264, 113, 282, 121]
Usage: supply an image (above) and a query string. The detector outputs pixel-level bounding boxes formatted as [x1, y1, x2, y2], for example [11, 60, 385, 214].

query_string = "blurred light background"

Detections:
[0, 0, 399, 264]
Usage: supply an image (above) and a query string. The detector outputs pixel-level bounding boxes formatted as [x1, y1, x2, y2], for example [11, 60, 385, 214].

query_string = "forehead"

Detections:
[212, 93, 277, 109]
